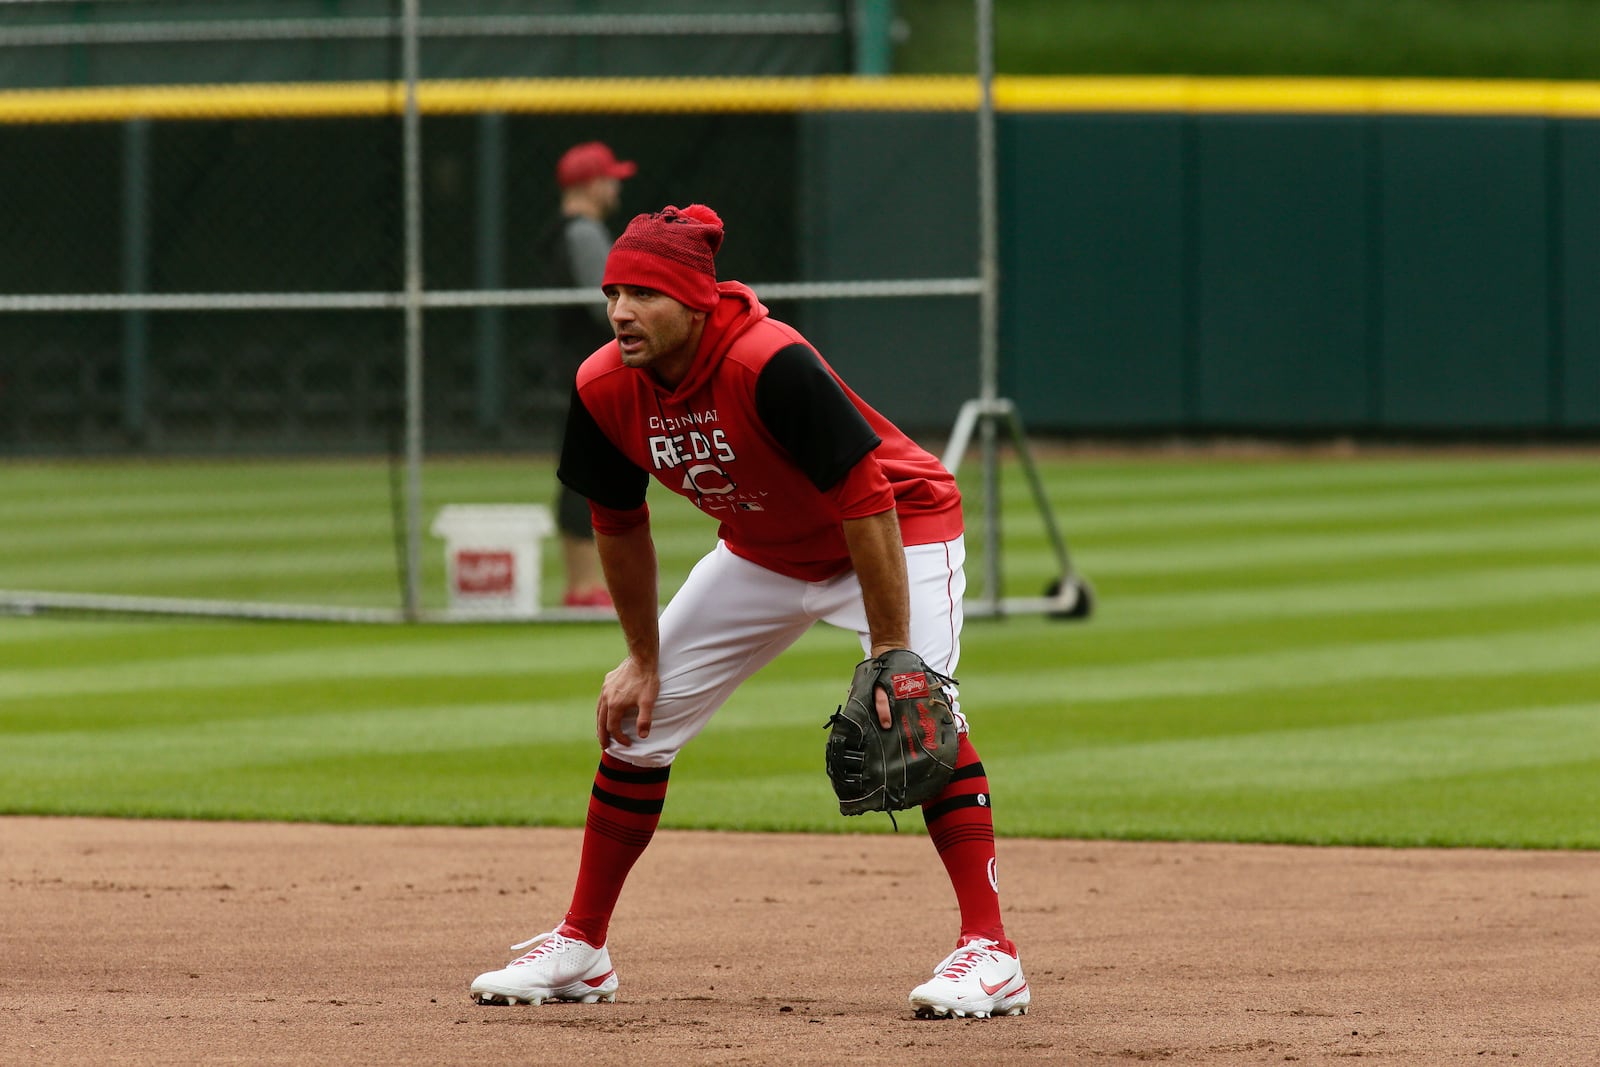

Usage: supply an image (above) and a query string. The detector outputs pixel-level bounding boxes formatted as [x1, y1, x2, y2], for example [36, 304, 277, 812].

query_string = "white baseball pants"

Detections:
[607, 534, 968, 767]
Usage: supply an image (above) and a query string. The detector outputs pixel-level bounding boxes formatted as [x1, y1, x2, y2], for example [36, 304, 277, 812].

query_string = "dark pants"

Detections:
[557, 482, 593, 540]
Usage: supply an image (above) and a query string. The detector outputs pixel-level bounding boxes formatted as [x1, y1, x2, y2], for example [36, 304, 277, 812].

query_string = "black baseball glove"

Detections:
[824, 649, 959, 822]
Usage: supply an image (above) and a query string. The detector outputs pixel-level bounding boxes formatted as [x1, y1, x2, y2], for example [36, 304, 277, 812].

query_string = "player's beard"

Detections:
[616, 305, 699, 386]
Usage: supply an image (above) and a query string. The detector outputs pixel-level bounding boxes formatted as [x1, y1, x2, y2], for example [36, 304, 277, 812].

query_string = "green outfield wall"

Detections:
[2, 77, 1598, 453]
[1001, 110, 1600, 434]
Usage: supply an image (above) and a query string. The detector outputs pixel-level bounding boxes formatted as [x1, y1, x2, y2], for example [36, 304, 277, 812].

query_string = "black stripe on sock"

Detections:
[923, 792, 992, 823]
[949, 761, 986, 783]
[598, 760, 672, 785]
[591, 783, 666, 815]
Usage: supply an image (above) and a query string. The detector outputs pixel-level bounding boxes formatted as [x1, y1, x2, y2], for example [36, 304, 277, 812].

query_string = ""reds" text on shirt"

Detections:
[648, 428, 735, 470]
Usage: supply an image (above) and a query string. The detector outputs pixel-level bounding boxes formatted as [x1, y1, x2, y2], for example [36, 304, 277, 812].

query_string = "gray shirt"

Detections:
[564, 215, 613, 328]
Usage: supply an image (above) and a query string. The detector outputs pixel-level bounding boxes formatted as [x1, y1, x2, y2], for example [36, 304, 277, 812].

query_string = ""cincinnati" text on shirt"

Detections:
[648, 410, 719, 433]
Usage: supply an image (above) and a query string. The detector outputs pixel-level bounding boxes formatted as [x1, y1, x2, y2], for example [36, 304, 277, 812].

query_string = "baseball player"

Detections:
[470, 204, 1030, 1019]
[540, 141, 638, 609]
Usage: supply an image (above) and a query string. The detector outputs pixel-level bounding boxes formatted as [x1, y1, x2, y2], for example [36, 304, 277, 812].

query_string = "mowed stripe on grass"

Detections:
[1, 452, 1597, 844]
[0, 457, 708, 607]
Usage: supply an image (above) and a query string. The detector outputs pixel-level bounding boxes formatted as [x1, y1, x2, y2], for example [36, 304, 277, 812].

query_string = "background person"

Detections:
[470, 203, 1030, 1019]
[540, 140, 637, 609]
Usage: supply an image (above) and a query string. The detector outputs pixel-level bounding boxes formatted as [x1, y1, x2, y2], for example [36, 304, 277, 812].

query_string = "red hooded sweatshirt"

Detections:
[559, 281, 962, 582]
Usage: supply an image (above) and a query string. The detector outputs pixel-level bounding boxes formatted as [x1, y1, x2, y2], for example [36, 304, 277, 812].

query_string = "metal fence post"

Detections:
[401, 0, 425, 621]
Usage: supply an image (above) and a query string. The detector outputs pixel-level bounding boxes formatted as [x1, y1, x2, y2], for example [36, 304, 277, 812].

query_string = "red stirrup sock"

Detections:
[558, 751, 670, 947]
[922, 734, 1010, 949]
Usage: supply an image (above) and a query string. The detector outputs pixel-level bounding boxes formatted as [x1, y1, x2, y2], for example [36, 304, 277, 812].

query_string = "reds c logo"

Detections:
[682, 463, 736, 497]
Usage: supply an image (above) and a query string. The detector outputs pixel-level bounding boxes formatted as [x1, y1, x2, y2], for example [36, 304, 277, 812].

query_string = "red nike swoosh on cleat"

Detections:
[979, 976, 1016, 996]
[582, 972, 616, 988]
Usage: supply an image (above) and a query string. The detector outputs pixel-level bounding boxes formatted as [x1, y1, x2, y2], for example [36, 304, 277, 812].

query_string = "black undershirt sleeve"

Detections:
[753, 343, 882, 492]
[557, 385, 649, 510]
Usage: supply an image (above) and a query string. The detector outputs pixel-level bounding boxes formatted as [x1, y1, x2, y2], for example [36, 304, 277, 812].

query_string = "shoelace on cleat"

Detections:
[936, 939, 1002, 979]
[508, 931, 576, 965]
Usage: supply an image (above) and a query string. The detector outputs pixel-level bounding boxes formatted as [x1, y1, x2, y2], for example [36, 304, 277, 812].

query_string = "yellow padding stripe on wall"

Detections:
[999, 76, 1600, 116]
[0, 78, 976, 122]
[4, 75, 1600, 123]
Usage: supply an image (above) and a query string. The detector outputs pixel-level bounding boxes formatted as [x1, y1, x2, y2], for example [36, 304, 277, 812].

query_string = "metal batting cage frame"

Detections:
[0, 0, 1088, 624]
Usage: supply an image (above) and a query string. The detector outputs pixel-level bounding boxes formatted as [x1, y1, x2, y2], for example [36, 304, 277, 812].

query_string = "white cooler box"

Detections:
[430, 504, 554, 617]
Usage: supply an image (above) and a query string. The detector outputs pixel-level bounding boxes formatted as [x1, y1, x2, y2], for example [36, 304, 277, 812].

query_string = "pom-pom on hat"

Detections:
[602, 204, 724, 312]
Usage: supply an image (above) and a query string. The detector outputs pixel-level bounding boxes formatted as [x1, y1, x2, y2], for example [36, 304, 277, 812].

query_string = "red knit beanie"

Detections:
[601, 204, 724, 312]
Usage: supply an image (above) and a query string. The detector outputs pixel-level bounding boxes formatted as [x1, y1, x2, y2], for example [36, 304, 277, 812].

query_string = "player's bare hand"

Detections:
[596, 656, 659, 749]
[867, 641, 908, 730]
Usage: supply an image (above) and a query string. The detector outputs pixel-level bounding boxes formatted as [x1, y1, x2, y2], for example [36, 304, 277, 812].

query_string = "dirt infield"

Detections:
[3, 818, 1596, 1065]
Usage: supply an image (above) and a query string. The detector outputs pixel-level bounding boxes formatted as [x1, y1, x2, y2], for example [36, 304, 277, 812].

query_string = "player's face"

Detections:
[593, 176, 622, 216]
[605, 284, 703, 387]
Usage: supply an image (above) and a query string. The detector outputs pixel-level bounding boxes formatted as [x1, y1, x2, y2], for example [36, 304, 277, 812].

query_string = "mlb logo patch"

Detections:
[891, 671, 930, 700]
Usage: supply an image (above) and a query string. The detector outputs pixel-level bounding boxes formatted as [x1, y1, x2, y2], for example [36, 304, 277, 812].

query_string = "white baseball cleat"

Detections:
[908, 937, 1031, 1019]
[470, 929, 619, 1006]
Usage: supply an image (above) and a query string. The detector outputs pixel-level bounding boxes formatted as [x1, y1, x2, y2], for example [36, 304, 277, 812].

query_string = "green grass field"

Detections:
[3, 450, 1598, 848]
[901, 0, 1600, 79]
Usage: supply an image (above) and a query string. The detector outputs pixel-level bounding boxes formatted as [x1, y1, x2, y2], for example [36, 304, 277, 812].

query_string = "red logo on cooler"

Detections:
[455, 550, 515, 594]
[891, 671, 930, 700]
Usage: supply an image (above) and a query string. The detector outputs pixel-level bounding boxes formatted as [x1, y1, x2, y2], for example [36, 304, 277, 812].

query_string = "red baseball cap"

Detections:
[556, 141, 638, 188]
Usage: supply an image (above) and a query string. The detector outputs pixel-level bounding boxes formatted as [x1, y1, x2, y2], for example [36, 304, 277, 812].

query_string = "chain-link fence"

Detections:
[0, 1, 998, 621]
